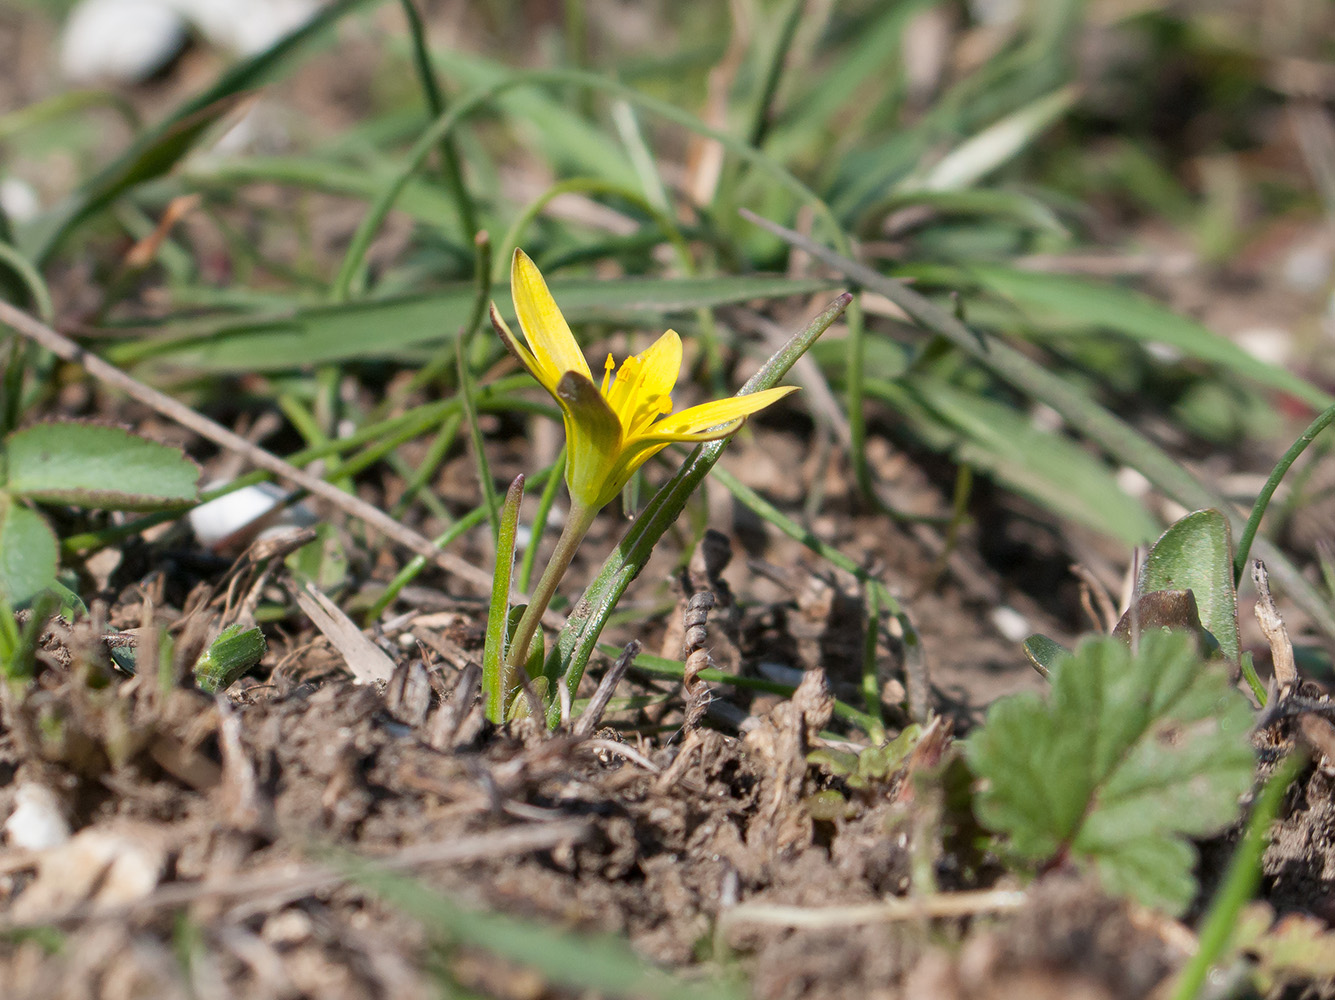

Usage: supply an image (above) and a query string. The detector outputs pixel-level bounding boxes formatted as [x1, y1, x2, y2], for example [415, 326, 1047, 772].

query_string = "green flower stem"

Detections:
[505, 500, 599, 685]
[543, 292, 854, 728]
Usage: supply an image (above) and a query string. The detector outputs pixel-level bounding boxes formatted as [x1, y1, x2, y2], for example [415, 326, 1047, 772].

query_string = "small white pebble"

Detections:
[1115, 466, 1152, 499]
[1234, 326, 1291, 367]
[176, 0, 318, 56]
[1144, 342, 1183, 364]
[60, 0, 186, 84]
[4, 784, 71, 851]
[0, 177, 40, 223]
[189, 480, 315, 550]
[1282, 238, 1333, 294]
[989, 605, 1031, 644]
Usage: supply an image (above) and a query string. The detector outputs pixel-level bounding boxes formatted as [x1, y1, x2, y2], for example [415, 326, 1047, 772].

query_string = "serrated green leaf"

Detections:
[0, 496, 58, 606]
[5, 423, 200, 509]
[965, 631, 1255, 915]
[1139, 509, 1239, 662]
[1233, 904, 1335, 992]
[150, 274, 839, 372]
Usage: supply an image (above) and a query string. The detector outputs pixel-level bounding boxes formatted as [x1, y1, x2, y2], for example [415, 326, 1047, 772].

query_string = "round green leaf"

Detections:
[5, 423, 200, 510]
[0, 497, 58, 605]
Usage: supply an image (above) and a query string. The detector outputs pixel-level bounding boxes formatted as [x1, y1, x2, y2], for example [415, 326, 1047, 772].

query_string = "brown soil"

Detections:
[5, 5, 1335, 999]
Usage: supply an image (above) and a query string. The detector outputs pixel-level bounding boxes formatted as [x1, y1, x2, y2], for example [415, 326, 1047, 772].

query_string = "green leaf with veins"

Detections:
[0, 496, 58, 605]
[5, 423, 199, 510]
[965, 630, 1255, 915]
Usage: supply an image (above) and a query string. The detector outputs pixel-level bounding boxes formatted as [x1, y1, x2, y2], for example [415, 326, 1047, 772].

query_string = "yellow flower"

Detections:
[490, 249, 796, 511]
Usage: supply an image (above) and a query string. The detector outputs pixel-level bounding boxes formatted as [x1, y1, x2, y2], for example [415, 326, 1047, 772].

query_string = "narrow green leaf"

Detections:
[1139, 510, 1239, 663]
[965, 265, 1333, 412]
[913, 86, 1078, 192]
[875, 188, 1067, 234]
[965, 631, 1255, 915]
[147, 275, 839, 372]
[19, 0, 380, 263]
[340, 855, 744, 1000]
[483, 475, 524, 724]
[5, 423, 200, 510]
[899, 377, 1159, 545]
[741, 210, 1335, 642]
[1234, 403, 1335, 584]
[0, 497, 58, 606]
[1171, 751, 1306, 1000]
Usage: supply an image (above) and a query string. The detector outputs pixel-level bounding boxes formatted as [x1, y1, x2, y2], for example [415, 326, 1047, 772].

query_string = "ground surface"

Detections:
[3, 2, 1335, 998]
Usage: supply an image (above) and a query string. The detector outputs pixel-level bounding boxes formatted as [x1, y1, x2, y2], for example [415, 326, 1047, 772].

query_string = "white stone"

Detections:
[989, 605, 1031, 643]
[175, 0, 319, 56]
[3, 784, 71, 851]
[0, 177, 40, 223]
[60, 0, 187, 84]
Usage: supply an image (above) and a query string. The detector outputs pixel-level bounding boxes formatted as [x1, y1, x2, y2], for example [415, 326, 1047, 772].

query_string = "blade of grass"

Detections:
[337, 850, 744, 1000]
[395, 0, 477, 250]
[483, 476, 524, 723]
[141, 273, 838, 372]
[0, 88, 140, 143]
[1234, 403, 1335, 586]
[861, 584, 887, 741]
[390, 412, 461, 519]
[955, 263, 1334, 411]
[22, 0, 381, 264]
[0, 242, 54, 324]
[455, 234, 500, 539]
[459, 336, 500, 540]
[1170, 751, 1306, 1000]
[740, 208, 1335, 641]
[365, 460, 561, 623]
[611, 645, 883, 736]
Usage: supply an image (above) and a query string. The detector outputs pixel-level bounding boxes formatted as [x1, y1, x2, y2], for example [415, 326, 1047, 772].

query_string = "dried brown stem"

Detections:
[1252, 560, 1298, 694]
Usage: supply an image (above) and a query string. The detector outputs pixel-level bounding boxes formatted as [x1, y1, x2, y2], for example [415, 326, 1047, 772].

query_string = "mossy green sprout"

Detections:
[483, 249, 796, 721]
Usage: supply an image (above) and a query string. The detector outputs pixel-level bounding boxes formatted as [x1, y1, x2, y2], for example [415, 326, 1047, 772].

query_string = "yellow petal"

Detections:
[599, 439, 677, 498]
[648, 385, 797, 437]
[490, 303, 552, 394]
[606, 330, 682, 433]
[555, 371, 624, 509]
[511, 249, 591, 387]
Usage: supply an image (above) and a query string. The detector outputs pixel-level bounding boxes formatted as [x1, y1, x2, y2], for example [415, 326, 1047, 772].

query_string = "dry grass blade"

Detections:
[717, 889, 1028, 935]
[289, 579, 397, 685]
[572, 640, 639, 738]
[1253, 560, 1298, 693]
